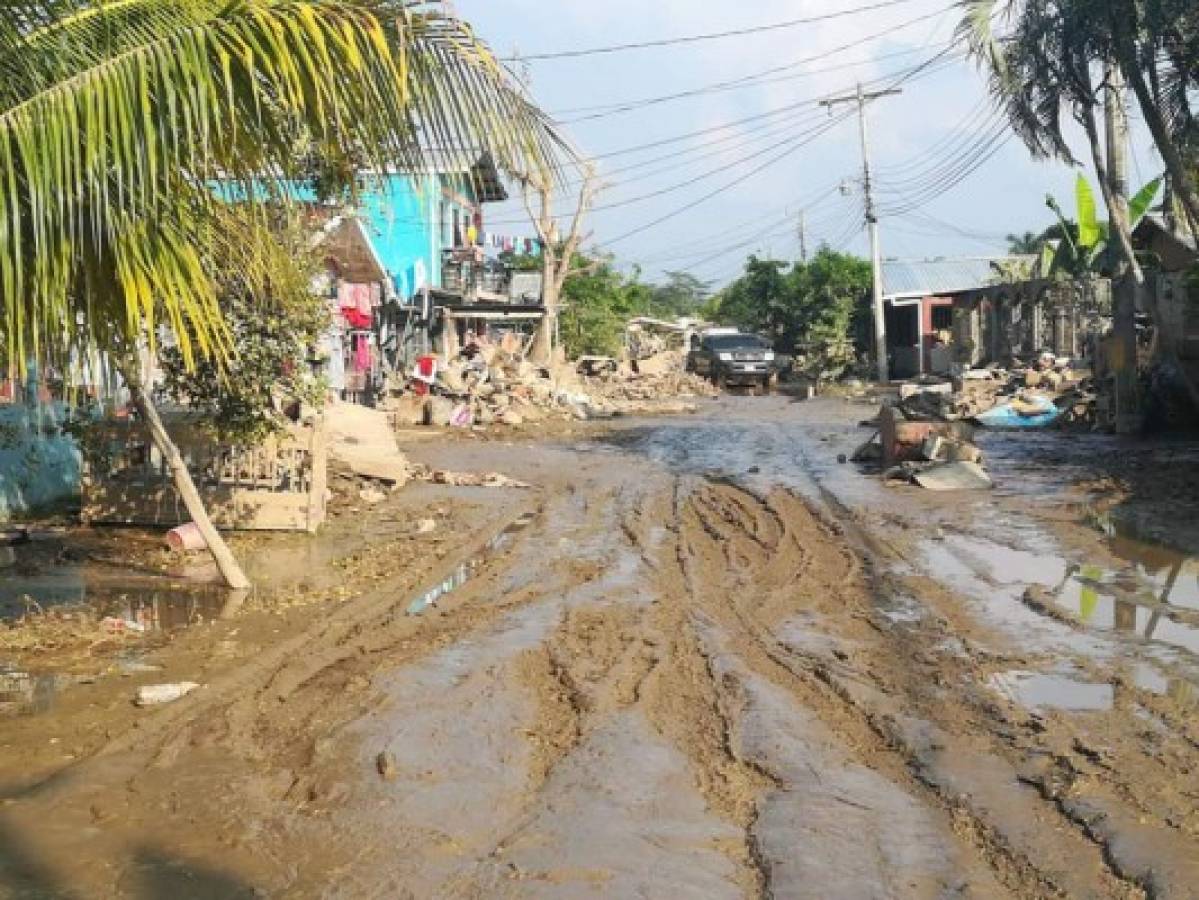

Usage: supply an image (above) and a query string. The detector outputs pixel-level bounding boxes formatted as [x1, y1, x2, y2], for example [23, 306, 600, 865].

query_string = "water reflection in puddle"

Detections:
[406, 514, 534, 616]
[1, 564, 231, 633]
[990, 669, 1114, 712]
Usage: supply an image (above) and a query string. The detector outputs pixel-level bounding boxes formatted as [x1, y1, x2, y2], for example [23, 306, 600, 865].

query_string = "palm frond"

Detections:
[0, 0, 573, 372]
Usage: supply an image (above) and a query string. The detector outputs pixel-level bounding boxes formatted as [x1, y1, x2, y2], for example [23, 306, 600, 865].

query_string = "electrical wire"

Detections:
[552, 10, 961, 123]
[592, 44, 960, 248]
[599, 110, 859, 247]
[502, 0, 929, 61]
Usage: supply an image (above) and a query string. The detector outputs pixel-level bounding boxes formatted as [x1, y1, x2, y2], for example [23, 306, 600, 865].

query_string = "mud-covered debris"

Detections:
[358, 486, 387, 505]
[134, 682, 200, 706]
[416, 518, 437, 535]
[377, 344, 715, 434]
[376, 750, 398, 781]
[912, 461, 993, 492]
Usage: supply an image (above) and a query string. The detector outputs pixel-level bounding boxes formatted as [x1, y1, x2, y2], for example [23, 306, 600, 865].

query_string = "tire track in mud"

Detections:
[661, 477, 1148, 899]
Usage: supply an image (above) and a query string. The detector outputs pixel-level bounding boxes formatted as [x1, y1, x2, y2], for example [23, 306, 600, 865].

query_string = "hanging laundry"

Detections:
[338, 281, 358, 309]
[356, 285, 372, 316]
[466, 223, 479, 246]
[354, 335, 373, 374]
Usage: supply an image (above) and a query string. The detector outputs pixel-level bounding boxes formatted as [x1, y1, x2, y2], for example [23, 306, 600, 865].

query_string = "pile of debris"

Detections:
[852, 406, 992, 491]
[383, 345, 716, 430]
[895, 352, 1096, 431]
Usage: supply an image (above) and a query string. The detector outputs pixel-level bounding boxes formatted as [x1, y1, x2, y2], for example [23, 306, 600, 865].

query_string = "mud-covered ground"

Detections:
[2, 395, 1198, 898]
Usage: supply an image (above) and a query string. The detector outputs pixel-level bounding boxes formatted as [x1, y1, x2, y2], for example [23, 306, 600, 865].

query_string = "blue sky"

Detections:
[456, 0, 1161, 287]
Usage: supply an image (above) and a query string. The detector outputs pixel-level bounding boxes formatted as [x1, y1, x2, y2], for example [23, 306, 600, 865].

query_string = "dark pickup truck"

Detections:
[686, 332, 778, 391]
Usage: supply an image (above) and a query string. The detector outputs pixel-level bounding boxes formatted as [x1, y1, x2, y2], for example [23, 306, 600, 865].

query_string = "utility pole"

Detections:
[798, 210, 808, 263]
[1106, 63, 1139, 435]
[821, 83, 901, 383]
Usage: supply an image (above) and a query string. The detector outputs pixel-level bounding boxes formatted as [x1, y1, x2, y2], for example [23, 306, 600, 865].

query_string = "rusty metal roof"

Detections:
[881, 256, 1035, 299]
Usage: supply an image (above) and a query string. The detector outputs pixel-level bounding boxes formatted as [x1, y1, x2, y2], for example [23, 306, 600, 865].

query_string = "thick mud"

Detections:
[1, 396, 1198, 897]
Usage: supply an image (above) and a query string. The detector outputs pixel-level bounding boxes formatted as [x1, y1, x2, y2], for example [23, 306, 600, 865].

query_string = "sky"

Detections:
[454, 0, 1162, 287]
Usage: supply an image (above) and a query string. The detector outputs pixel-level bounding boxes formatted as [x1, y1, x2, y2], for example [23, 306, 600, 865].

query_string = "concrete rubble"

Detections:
[380, 346, 717, 432]
[895, 351, 1096, 430]
[848, 353, 1104, 490]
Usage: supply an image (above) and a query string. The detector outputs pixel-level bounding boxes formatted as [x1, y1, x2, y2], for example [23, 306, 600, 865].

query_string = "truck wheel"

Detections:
[713, 372, 725, 391]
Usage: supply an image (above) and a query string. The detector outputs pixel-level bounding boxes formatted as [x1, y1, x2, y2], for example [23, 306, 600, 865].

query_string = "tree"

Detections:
[159, 221, 329, 446]
[559, 256, 654, 358]
[0, 1, 565, 588]
[1006, 231, 1044, 254]
[1044, 173, 1161, 278]
[714, 249, 870, 357]
[524, 166, 598, 365]
[649, 272, 712, 319]
[960, 0, 1199, 240]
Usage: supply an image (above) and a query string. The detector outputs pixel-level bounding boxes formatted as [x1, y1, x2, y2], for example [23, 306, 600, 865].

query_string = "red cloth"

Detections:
[343, 308, 372, 328]
[354, 337, 372, 374]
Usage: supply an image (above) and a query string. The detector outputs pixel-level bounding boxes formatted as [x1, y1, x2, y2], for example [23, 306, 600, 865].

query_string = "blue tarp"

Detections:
[974, 397, 1062, 430]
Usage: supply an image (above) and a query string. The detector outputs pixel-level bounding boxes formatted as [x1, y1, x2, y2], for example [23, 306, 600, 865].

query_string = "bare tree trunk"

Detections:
[116, 356, 251, 590]
[524, 168, 597, 366]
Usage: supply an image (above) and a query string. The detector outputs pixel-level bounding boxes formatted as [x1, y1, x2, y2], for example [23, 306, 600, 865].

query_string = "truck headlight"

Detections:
[763, 352, 775, 361]
[718, 353, 733, 361]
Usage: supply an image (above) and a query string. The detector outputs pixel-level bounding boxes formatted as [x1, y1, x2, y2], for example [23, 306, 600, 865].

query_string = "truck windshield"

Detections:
[705, 335, 769, 351]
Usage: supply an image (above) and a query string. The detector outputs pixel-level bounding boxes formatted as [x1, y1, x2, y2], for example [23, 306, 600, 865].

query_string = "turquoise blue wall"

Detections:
[356, 173, 476, 297]
[217, 174, 478, 299]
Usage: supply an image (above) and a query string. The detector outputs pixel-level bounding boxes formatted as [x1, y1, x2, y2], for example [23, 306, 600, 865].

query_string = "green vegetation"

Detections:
[713, 249, 872, 356]
[558, 262, 711, 358]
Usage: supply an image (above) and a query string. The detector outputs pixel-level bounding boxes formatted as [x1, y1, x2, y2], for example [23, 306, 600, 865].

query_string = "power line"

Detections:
[552, 10, 960, 123]
[600, 110, 859, 247]
[503, 0, 928, 61]
[481, 114, 853, 228]
[498, 45, 964, 230]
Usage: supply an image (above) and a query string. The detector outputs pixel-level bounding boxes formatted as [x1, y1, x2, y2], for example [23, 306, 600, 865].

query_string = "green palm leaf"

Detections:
[1075, 173, 1100, 250]
[0, 0, 570, 371]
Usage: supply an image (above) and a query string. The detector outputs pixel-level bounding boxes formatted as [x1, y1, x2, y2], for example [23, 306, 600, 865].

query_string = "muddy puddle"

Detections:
[1, 564, 231, 631]
[406, 513, 535, 615]
[990, 666, 1114, 712]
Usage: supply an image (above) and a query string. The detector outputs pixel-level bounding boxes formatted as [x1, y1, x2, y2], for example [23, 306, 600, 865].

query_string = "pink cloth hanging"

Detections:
[354, 336, 372, 374]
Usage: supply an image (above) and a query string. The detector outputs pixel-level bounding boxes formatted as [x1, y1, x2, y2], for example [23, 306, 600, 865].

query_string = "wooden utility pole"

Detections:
[798, 210, 808, 263]
[820, 84, 901, 383]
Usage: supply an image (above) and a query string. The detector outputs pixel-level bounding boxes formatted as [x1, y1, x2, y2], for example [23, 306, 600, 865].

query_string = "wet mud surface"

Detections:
[2, 396, 1198, 897]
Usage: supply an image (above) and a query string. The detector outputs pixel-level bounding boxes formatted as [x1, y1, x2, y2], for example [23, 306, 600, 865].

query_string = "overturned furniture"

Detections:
[82, 416, 327, 532]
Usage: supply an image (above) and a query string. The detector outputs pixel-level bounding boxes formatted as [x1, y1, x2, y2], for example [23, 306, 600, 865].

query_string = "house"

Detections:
[1133, 214, 1199, 407]
[880, 256, 1036, 377]
[311, 153, 545, 398]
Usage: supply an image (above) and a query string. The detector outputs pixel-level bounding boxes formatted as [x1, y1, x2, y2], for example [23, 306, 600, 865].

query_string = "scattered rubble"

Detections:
[134, 682, 200, 706]
[380, 345, 715, 432]
[850, 354, 1104, 490]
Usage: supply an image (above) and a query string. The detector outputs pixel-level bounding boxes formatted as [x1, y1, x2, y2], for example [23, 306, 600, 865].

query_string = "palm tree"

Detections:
[959, 0, 1199, 240]
[0, 0, 568, 588]
[1005, 231, 1042, 254]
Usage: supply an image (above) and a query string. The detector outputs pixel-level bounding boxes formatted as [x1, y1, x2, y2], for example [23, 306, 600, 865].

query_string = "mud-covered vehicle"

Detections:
[686, 330, 779, 392]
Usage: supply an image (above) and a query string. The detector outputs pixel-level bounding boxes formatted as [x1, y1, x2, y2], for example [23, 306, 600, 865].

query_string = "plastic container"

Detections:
[165, 522, 207, 552]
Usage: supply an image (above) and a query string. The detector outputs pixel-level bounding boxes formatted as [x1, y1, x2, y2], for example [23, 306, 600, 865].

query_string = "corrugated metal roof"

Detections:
[881, 256, 1035, 299]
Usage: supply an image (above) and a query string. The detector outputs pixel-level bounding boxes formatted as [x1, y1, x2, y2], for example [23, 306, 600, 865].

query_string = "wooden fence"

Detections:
[82, 415, 327, 532]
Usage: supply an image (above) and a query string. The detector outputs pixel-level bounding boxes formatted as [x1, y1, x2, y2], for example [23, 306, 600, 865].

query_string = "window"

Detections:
[931, 306, 953, 330]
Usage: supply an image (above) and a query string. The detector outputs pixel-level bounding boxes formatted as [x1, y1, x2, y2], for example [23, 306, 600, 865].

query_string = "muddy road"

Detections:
[2, 396, 1198, 898]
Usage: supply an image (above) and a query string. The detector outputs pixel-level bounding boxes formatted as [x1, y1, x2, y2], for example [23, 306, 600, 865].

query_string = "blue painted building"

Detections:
[351, 154, 509, 299]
